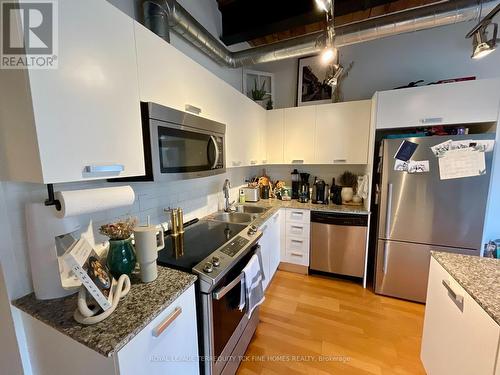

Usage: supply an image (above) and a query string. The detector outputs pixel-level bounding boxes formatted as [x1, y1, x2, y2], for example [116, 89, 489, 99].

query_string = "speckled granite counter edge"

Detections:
[431, 251, 500, 326]
[13, 269, 198, 357]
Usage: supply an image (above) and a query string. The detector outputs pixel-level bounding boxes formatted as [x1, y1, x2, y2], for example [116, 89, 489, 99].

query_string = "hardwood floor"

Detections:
[237, 271, 426, 375]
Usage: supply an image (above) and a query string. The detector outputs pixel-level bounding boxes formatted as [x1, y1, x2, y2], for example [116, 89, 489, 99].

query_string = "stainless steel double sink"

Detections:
[209, 205, 269, 225]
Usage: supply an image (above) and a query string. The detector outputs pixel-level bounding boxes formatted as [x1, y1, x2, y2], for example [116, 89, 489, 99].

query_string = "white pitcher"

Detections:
[133, 225, 164, 283]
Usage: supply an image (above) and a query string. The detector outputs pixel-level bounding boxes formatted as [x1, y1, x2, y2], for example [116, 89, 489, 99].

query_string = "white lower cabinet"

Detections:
[19, 285, 199, 375]
[116, 285, 199, 374]
[421, 258, 500, 375]
[283, 209, 310, 266]
[258, 210, 282, 290]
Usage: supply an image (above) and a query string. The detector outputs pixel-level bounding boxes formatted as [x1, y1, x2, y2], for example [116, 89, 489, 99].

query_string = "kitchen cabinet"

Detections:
[134, 22, 266, 169]
[375, 79, 500, 129]
[421, 258, 499, 375]
[266, 109, 285, 164]
[259, 210, 282, 290]
[0, 0, 144, 183]
[18, 285, 199, 375]
[315, 100, 372, 164]
[283, 209, 310, 267]
[284, 106, 316, 164]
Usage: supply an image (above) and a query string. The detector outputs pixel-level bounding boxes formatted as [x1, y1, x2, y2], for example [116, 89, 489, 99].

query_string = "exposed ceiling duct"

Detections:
[142, 0, 500, 68]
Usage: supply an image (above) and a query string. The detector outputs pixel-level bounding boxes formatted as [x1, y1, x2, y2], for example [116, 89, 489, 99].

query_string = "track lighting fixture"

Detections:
[466, 4, 500, 59]
[471, 24, 498, 59]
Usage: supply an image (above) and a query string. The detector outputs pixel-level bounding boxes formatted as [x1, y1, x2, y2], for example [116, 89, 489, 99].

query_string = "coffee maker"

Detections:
[312, 177, 326, 204]
[291, 169, 299, 199]
[298, 173, 310, 203]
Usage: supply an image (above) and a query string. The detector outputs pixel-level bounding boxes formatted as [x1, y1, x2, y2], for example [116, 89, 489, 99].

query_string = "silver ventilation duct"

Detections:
[142, 0, 499, 68]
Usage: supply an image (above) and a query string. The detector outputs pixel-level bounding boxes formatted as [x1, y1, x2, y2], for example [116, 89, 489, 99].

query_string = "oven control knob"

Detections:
[247, 225, 257, 236]
[203, 262, 213, 273]
[211, 257, 220, 267]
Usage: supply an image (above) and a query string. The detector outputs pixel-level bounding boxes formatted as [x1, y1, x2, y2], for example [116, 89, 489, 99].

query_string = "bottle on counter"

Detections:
[239, 189, 246, 203]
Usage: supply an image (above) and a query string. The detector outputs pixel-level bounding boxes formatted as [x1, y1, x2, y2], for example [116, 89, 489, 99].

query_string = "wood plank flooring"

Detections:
[237, 271, 426, 375]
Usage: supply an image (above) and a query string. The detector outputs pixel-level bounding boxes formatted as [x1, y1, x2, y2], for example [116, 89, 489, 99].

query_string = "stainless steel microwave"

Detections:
[116, 102, 226, 182]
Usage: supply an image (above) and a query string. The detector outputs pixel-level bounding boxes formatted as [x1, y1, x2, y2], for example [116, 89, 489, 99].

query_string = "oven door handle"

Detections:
[209, 135, 220, 169]
[212, 273, 244, 301]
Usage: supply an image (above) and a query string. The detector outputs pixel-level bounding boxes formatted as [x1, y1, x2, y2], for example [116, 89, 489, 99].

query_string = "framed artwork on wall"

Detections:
[297, 55, 333, 106]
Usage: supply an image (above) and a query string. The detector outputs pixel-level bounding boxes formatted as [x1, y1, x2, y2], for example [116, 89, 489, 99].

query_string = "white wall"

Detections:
[253, 21, 500, 108]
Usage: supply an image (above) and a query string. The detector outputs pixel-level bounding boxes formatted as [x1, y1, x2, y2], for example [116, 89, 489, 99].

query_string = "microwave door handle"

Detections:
[212, 273, 244, 300]
[210, 135, 220, 169]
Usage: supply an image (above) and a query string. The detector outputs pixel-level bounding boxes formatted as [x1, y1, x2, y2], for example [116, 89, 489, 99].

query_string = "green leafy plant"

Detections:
[250, 79, 267, 101]
[338, 171, 358, 188]
[266, 99, 273, 110]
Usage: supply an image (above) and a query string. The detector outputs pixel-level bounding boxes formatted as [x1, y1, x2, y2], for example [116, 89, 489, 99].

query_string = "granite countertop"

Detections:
[432, 251, 500, 325]
[13, 267, 197, 357]
[236, 199, 369, 228]
[246, 198, 370, 215]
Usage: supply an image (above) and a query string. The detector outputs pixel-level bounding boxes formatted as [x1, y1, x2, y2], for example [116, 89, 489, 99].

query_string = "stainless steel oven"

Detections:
[116, 102, 225, 182]
[198, 245, 260, 375]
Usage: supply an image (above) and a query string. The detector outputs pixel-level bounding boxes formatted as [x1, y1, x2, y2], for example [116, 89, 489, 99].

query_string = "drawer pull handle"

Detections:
[333, 159, 347, 163]
[291, 226, 303, 230]
[250, 160, 258, 165]
[291, 239, 303, 244]
[291, 252, 303, 257]
[153, 307, 182, 337]
[291, 160, 304, 164]
[291, 212, 303, 216]
[442, 280, 464, 311]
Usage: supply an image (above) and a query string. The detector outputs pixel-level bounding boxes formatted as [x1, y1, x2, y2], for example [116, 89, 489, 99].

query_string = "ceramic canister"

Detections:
[133, 225, 164, 282]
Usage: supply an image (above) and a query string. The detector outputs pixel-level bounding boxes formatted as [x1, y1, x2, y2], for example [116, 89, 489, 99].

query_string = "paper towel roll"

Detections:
[55, 186, 135, 218]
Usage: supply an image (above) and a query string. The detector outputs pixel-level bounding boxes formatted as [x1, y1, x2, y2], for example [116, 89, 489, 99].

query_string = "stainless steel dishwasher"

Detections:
[310, 211, 368, 277]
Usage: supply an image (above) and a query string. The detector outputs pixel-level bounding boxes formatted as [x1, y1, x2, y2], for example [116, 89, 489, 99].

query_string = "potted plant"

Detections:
[250, 79, 268, 107]
[338, 171, 358, 203]
[100, 217, 137, 279]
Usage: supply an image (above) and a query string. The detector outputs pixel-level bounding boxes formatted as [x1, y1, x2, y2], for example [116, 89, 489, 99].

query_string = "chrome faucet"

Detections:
[222, 179, 234, 212]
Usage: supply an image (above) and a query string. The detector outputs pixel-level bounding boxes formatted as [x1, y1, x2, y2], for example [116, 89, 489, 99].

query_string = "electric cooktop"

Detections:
[157, 220, 247, 272]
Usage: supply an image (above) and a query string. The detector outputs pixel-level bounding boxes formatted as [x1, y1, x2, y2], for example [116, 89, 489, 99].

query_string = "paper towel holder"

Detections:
[44, 184, 62, 211]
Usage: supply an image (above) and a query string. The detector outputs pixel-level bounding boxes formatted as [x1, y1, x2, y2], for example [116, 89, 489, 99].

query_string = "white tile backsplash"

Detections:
[0, 167, 258, 299]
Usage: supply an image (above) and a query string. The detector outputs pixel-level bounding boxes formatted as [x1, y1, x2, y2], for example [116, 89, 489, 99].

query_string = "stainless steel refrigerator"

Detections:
[375, 134, 494, 303]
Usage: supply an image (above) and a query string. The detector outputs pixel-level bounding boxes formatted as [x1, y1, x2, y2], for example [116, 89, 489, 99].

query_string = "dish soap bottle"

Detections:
[239, 188, 246, 204]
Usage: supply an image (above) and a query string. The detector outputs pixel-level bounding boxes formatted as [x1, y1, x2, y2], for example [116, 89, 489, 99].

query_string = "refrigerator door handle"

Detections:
[382, 241, 389, 274]
[385, 183, 393, 238]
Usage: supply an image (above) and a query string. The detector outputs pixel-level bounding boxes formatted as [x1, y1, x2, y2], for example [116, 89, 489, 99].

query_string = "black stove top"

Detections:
[157, 220, 246, 272]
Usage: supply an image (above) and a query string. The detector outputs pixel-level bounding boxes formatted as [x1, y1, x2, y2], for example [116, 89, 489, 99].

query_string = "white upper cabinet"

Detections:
[315, 100, 371, 164]
[376, 79, 500, 129]
[134, 22, 266, 169]
[266, 109, 284, 164]
[284, 106, 316, 164]
[0, 0, 144, 183]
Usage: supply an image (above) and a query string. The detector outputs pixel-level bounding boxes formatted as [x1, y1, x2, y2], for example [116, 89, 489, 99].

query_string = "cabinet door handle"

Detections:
[420, 117, 443, 124]
[185, 104, 201, 115]
[291, 252, 303, 257]
[291, 211, 303, 217]
[291, 225, 303, 230]
[333, 159, 347, 163]
[291, 160, 304, 164]
[291, 239, 303, 244]
[442, 280, 464, 311]
[84, 164, 124, 173]
[153, 307, 182, 337]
